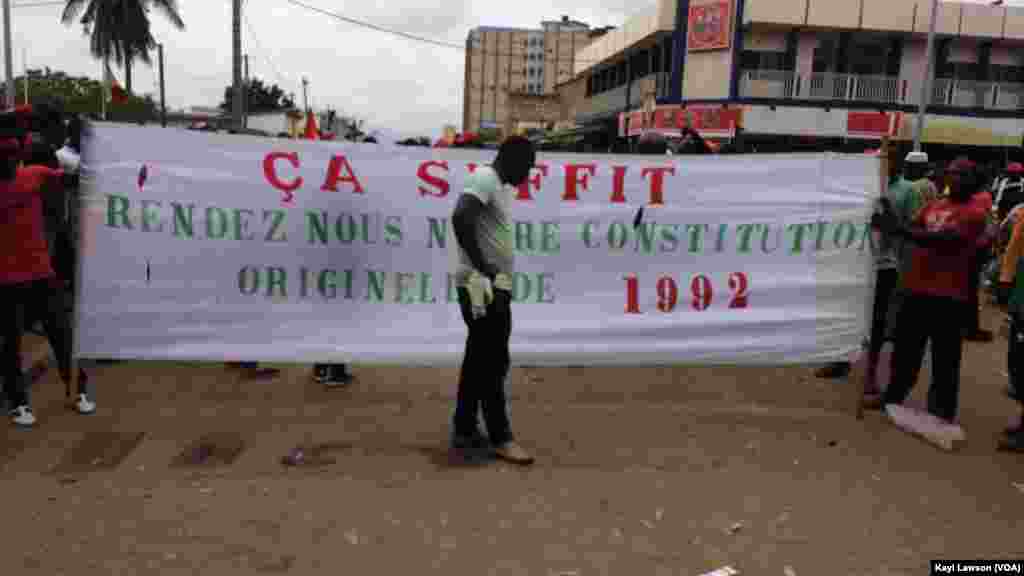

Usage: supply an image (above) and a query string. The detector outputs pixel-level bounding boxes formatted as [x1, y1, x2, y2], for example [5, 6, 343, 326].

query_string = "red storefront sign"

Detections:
[847, 111, 902, 139]
[619, 105, 742, 138]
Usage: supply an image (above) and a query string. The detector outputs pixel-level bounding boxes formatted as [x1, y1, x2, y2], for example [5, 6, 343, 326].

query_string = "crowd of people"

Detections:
[815, 147, 1024, 452]
[4, 100, 1024, 460]
[0, 103, 356, 429]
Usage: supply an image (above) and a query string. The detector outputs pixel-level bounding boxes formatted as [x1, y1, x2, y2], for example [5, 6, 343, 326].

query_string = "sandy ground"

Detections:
[3, 307, 1024, 575]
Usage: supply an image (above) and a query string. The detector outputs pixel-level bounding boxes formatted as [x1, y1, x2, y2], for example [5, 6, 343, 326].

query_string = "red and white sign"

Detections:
[846, 111, 902, 139]
[688, 0, 732, 52]
[619, 105, 742, 138]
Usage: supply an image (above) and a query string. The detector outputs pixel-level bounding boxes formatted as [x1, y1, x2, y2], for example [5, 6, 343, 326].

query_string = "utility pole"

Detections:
[243, 53, 249, 128]
[22, 47, 27, 105]
[232, 0, 243, 131]
[302, 77, 310, 113]
[3, 0, 14, 108]
[158, 43, 167, 128]
[913, 0, 938, 152]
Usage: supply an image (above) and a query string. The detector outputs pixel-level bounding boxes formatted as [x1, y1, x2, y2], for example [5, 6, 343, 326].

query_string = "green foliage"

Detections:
[220, 78, 297, 114]
[14, 68, 157, 121]
[61, 0, 185, 68]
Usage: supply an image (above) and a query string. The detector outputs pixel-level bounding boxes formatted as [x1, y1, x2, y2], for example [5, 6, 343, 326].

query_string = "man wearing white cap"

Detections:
[905, 151, 937, 215]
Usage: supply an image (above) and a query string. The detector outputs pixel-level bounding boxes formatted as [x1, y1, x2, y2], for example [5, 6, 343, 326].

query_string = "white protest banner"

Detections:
[75, 124, 878, 365]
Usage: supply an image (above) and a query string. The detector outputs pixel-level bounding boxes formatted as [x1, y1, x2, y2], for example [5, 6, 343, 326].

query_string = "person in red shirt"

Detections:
[0, 134, 91, 427]
[874, 159, 988, 423]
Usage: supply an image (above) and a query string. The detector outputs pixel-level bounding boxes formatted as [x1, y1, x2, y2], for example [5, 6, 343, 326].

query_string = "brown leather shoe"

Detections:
[493, 441, 534, 466]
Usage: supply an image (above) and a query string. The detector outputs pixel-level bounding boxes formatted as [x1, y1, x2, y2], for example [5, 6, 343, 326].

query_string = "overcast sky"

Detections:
[3, 0, 1021, 140]
[5, 0, 652, 139]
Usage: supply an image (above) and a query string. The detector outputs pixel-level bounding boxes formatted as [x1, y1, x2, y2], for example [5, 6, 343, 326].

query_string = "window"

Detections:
[813, 35, 838, 74]
[740, 50, 786, 71]
[992, 65, 1024, 84]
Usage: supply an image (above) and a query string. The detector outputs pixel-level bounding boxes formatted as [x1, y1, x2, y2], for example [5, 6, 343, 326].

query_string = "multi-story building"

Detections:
[567, 0, 1024, 152]
[462, 16, 598, 133]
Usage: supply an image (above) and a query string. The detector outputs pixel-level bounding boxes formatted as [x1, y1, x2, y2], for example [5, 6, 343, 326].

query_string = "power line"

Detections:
[243, 12, 292, 88]
[279, 0, 605, 64]
[11, 1, 65, 8]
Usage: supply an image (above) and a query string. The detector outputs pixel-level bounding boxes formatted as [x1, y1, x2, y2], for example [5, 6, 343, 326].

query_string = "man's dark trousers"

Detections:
[885, 294, 967, 422]
[454, 287, 513, 445]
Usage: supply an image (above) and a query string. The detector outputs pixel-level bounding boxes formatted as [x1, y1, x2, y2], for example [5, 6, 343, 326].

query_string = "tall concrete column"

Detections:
[795, 32, 817, 98]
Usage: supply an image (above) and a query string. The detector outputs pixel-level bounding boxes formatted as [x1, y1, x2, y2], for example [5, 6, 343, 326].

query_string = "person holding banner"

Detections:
[21, 121, 96, 417]
[816, 150, 922, 391]
[0, 128, 92, 426]
[449, 135, 535, 465]
[874, 159, 988, 424]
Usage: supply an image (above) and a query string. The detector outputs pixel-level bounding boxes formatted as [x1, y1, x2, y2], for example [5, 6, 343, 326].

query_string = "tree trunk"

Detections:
[126, 59, 133, 94]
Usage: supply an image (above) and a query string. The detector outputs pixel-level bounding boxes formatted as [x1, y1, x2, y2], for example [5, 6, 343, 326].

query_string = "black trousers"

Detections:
[453, 287, 513, 445]
[884, 294, 967, 423]
[869, 269, 900, 360]
[1, 278, 81, 409]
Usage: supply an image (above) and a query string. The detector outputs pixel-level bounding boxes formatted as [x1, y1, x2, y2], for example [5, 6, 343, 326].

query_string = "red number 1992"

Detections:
[624, 273, 750, 314]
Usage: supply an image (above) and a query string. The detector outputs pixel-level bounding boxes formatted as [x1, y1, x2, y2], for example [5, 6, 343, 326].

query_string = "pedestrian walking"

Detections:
[449, 136, 535, 465]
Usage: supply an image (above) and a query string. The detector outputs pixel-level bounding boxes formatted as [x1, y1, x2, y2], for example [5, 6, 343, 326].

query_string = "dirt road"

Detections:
[3, 310, 1024, 575]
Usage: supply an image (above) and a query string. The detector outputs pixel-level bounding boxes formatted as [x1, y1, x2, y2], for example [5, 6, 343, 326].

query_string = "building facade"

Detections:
[462, 16, 597, 133]
[568, 0, 1024, 149]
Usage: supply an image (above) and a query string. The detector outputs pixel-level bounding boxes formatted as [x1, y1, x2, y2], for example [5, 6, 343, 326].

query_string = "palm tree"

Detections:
[61, 0, 185, 94]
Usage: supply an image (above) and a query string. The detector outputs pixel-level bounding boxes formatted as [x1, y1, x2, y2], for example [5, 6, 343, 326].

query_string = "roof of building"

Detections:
[469, 16, 592, 36]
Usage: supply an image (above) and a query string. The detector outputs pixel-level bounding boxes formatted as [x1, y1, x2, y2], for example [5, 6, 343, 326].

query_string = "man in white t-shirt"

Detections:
[450, 136, 535, 465]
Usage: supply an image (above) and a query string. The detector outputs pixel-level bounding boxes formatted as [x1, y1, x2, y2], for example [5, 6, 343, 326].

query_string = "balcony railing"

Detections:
[578, 73, 669, 119]
[950, 80, 996, 108]
[806, 73, 902, 104]
[994, 83, 1024, 110]
[741, 70, 1022, 111]
[739, 70, 796, 98]
[577, 69, 1023, 122]
[932, 79, 953, 106]
[853, 75, 901, 103]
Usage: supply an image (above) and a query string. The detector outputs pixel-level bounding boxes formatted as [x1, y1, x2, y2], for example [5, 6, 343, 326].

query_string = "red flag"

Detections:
[303, 111, 319, 140]
[111, 83, 129, 104]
